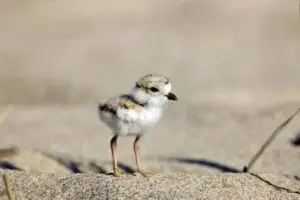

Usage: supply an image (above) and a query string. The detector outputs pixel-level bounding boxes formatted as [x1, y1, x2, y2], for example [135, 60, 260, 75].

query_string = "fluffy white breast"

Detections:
[138, 106, 163, 127]
[110, 106, 163, 136]
[117, 107, 139, 122]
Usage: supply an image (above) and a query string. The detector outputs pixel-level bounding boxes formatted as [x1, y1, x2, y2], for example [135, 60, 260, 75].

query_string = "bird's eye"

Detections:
[150, 87, 159, 92]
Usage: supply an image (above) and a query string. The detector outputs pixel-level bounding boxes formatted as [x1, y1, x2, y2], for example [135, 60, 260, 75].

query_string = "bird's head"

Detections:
[130, 73, 178, 107]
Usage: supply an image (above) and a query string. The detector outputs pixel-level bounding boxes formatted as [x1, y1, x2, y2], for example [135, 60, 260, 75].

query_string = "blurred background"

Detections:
[0, 0, 299, 175]
[0, 0, 299, 106]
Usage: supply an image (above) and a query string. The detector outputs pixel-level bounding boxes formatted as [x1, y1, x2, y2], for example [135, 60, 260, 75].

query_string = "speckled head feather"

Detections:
[129, 73, 177, 107]
[135, 73, 170, 94]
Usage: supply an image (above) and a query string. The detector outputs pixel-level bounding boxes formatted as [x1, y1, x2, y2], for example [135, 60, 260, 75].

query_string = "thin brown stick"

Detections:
[0, 148, 19, 159]
[2, 174, 15, 200]
[243, 108, 300, 172]
[0, 105, 14, 126]
[0, 105, 18, 159]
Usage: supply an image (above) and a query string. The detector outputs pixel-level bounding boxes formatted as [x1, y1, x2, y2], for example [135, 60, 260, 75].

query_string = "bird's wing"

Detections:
[99, 94, 141, 122]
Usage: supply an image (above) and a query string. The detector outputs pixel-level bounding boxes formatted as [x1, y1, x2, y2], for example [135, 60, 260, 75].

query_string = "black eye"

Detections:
[150, 87, 159, 92]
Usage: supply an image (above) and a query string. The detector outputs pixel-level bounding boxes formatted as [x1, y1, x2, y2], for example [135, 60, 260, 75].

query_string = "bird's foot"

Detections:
[134, 168, 152, 177]
[112, 168, 124, 177]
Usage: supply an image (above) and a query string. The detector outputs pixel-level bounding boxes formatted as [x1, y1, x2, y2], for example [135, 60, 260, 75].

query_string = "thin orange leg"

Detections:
[110, 135, 121, 177]
[133, 136, 151, 177]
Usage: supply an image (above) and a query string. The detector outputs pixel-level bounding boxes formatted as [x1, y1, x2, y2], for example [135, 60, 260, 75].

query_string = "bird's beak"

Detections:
[166, 92, 178, 101]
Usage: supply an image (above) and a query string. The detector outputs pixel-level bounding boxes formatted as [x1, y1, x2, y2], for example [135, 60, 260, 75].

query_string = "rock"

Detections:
[0, 171, 299, 200]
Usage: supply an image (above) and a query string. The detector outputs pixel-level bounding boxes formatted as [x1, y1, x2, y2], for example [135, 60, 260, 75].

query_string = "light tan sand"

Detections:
[0, 105, 299, 176]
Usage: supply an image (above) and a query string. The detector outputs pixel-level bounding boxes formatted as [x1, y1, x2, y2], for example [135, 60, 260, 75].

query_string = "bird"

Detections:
[98, 73, 178, 177]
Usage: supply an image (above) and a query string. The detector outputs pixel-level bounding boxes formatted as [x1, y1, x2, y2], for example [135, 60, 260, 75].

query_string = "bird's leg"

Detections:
[110, 135, 122, 177]
[133, 135, 151, 177]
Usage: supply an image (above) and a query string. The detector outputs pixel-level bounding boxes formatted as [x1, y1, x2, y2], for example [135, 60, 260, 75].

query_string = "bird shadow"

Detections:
[41, 151, 83, 173]
[88, 161, 108, 174]
[291, 133, 300, 146]
[40, 151, 135, 175]
[0, 161, 21, 171]
[88, 161, 135, 175]
[157, 156, 241, 173]
[295, 176, 300, 181]
[117, 162, 135, 174]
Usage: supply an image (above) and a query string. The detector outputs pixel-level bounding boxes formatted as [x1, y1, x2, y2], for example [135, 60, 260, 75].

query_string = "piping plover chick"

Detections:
[98, 73, 178, 177]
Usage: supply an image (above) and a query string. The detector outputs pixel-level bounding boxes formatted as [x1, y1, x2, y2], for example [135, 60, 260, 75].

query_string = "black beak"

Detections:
[166, 92, 178, 101]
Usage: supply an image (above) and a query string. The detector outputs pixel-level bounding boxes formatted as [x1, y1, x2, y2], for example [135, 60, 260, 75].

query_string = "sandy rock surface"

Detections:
[0, 170, 299, 200]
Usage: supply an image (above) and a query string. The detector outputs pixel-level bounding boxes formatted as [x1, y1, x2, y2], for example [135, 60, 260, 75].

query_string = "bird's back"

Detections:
[98, 94, 147, 135]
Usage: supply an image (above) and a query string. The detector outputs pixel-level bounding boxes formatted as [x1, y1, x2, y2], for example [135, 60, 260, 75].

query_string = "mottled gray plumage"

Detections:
[97, 73, 178, 177]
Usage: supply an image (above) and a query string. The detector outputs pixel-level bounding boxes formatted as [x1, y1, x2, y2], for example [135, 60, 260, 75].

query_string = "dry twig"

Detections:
[2, 174, 15, 200]
[0, 105, 18, 159]
[243, 108, 300, 172]
[0, 105, 14, 126]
